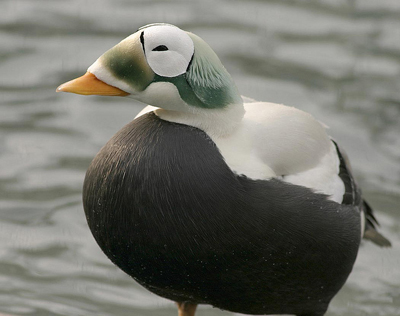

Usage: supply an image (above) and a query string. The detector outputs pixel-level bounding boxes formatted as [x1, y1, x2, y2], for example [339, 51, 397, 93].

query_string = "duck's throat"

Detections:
[154, 102, 245, 137]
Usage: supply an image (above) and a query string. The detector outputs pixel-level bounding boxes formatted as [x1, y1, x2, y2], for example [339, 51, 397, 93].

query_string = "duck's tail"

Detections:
[333, 140, 391, 248]
[362, 200, 391, 247]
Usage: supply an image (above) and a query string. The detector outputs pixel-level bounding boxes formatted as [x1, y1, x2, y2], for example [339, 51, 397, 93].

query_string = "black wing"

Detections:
[333, 140, 391, 247]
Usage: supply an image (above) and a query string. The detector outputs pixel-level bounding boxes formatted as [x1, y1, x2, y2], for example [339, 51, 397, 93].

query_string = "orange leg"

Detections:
[176, 301, 198, 316]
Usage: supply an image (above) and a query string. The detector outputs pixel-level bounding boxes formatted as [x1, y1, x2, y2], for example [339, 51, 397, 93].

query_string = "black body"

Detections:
[83, 113, 361, 316]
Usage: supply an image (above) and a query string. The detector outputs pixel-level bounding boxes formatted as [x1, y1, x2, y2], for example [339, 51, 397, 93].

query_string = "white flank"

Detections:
[360, 209, 366, 237]
[283, 141, 345, 203]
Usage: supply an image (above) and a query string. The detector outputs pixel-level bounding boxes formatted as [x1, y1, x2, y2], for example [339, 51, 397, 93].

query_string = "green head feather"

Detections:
[150, 31, 242, 109]
[95, 25, 242, 109]
[183, 32, 242, 108]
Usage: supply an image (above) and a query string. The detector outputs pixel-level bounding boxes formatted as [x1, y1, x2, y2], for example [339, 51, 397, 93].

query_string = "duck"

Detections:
[57, 23, 391, 316]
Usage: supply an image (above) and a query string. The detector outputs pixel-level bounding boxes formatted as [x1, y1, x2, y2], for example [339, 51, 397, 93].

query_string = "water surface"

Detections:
[0, 0, 399, 315]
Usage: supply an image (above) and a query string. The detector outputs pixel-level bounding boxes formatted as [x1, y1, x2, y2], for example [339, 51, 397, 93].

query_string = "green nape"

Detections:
[181, 32, 242, 109]
[152, 74, 212, 109]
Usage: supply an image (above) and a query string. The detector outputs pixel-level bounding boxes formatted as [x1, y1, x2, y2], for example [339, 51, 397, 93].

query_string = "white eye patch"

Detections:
[143, 25, 194, 77]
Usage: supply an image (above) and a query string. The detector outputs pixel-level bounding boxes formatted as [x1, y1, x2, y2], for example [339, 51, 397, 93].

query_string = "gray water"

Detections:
[1, 0, 400, 315]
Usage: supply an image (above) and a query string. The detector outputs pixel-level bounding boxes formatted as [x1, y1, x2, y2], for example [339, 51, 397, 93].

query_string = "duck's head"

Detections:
[57, 23, 242, 112]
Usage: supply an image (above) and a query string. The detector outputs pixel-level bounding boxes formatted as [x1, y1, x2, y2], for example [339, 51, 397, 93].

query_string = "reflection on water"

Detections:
[0, 0, 399, 315]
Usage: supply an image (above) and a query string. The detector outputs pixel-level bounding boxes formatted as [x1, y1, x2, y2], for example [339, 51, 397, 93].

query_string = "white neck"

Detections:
[155, 101, 245, 137]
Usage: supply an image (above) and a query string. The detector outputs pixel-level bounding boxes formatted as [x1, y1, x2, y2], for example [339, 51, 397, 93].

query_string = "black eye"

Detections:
[152, 45, 168, 51]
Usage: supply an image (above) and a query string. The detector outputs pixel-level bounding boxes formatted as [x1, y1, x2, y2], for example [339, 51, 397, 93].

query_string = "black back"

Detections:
[83, 113, 361, 316]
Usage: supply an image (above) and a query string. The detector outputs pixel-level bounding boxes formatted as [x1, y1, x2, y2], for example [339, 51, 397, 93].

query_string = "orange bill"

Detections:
[56, 72, 129, 96]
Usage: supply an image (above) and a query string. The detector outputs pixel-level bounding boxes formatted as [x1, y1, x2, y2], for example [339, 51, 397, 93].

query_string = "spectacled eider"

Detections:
[57, 23, 391, 316]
